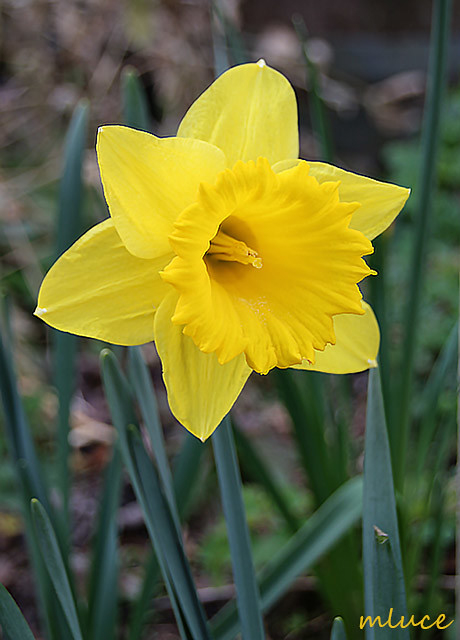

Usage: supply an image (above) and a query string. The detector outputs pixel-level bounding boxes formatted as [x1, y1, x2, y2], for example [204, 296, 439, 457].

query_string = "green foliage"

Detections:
[212, 417, 265, 639]
[0, 2, 457, 638]
[363, 369, 408, 639]
[0, 584, 36, 640]
[198, 484, 308, 585]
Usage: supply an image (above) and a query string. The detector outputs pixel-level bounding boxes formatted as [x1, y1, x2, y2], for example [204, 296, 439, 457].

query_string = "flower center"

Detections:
[162, 157, 374, 373]
[206, 229, 263, 269]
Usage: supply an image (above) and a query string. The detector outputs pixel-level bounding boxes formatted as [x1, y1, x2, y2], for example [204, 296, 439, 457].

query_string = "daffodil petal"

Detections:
[97, 125, 227, 258]
[163, 159, 373, 375]
[154, 291, 252, 441]
[272, 159, 410, 240]
[177, 61, 298, 168]
[292, 301, 380, 373]
[35, 219, 172, 345]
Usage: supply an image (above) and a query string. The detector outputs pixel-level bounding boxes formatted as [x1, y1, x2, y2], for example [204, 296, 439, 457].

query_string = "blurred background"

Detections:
[1, 1, 459, 638]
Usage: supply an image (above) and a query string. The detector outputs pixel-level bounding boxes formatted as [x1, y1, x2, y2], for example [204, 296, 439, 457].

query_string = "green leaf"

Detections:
[395, 0, 452, 488]
[363, 368, 408, 640]
[274, 369, 362, 626]
[101, 349, 211, 640]
[30, 500, 83, 640]
[0, 321, 71, 640]
[212, 476, 363, 640]
[87, 447, 122, 640]
[127, 552, 159, 640]
[212, 417, 265, 640]
[274, 369, 332, 504]
[211, 0, 247, 67]
[0, 328, 49, 509]
[53, 99, 89, 551]
[128, 346, 210, 638]
[173, 431, 209, 519]
[292, 14, 334, 163]
[0, 583, 36, 640]
[55, 100, 89, 258]
[128, 347, 178, 519]
[233, 423, 300, 533]
[416, 321, 458, 474]
[122, 67, 150, 131]
[330, 617, 347, 640]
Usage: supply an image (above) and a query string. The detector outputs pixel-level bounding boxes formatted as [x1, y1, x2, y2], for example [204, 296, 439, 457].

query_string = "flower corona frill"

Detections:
[35, 61, 410, 440]
[162, 157, 374, 375]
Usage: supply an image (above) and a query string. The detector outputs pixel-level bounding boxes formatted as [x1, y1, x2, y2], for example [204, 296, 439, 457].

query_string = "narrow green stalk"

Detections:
[274, 369, 333, 505]
[101, 349, 210, 639]
[211, 0, 247, 67]
[128, 347, 178, 521]
[233, 423, 300, 533]
[30, 499, 84, 640]
[0, 322, 70, 639]
[122, 67, 150, 131]
[418, 473, 447, 618]
[212, 416, 265, 640]
[406, 415, 455, 599]
[369, 234, 392, 418]
[331, 617, 348, 640]
[173, 432, 209, 519]
[292, 14, 334, 163]
[415, 322, 458, 476]
[127, 552, 159, 640]
[211, 477, 363, 640]
[395, 0, 452, 489]
[363, 369, 408, 640]
[87, 447, 122, 640]
[0, 584, 36, 640]
[54, 100, 89, 546]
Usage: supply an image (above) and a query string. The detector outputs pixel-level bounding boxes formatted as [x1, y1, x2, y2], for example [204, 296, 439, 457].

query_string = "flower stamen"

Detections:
[207, 229, 263, 269]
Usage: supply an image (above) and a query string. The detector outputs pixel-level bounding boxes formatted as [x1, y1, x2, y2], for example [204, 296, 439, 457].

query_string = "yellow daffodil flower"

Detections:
[35, 61, 410, 441]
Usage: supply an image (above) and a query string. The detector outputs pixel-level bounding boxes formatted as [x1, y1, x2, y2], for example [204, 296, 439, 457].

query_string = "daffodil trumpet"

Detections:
[35, 60, 410, 441]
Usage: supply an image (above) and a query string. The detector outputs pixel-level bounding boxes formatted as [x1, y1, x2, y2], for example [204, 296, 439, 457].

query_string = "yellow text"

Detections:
[359, 608, 454, 630]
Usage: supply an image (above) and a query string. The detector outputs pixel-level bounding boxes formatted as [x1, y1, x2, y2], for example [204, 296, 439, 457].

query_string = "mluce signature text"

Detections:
[360, 608, 454, 630]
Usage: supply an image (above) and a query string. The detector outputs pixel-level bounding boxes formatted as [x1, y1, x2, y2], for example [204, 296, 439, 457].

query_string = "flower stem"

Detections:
[394, 0, 452, 490]
[212, 416, 265, 640]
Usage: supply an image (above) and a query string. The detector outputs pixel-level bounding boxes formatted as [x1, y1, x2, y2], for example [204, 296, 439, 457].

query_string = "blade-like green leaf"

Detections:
[416, 322, 458, 474]
[211, 0, 247, 67]
[53, 99, 89, 550]
[0, 583, 36, 640]
[292, 14, 334, 163]
[213, 417, 265, 640]
[122, 67, 150, 131]
[0, 321, 70, 639]
[363, 368, 408, 640]
[212, 476, 363, 640]
[99, 349, 188, 638]
[30, 500, 83, 640]
[274, 368, 362, 626]
[274, 369, 332, 504]
[128, 347, 178, 520]
[127, 551, 159, 640]
[128, 346, 210, 639]
[87, 447, 122, 640]
[233, 423, 299, 533]
[101, 349, 211, 640]
[368, 234, 391, 420]
[128, 427, 211, 639]
[330, 617, 347, 640]
[173, 431, 209, 519]
[55, 100, 89, 258]
[0, 329, 49, 509]
[395, 0, 452, 488]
